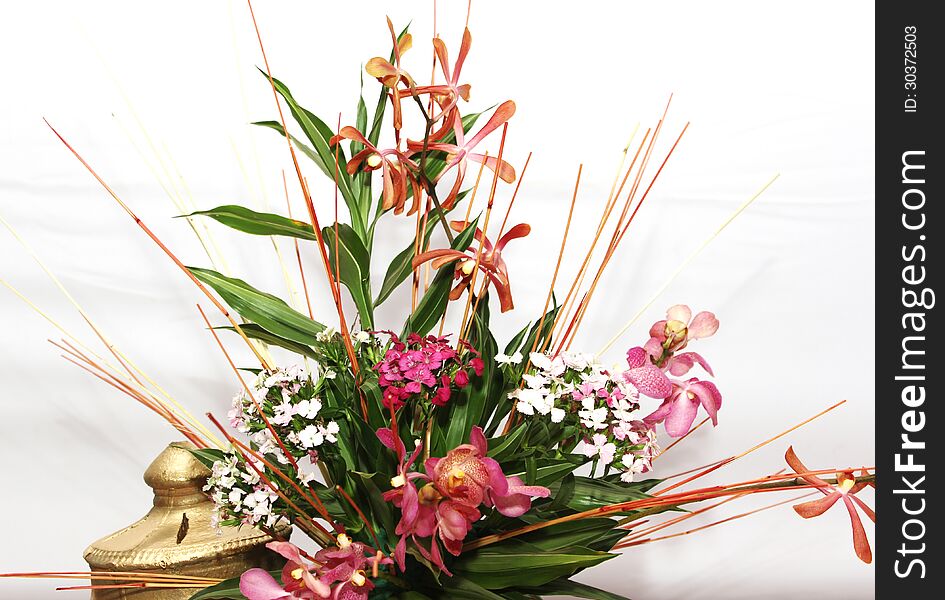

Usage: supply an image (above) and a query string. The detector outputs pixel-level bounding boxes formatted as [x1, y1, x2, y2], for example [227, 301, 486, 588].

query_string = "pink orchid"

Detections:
[412, 220, 530, 312]
[785, 447, 875, 564]
[365, 18, 414, 132]
[644, 377, 722, 438]
[240, 541, 330, 599]
[406, 102, 516, 207]
[426, 426, 550, 519]
[646, 304, 719, 360]
[624, 346, 672, 399]
[380, 426, 549, 573]
[330, 127, 421, 215]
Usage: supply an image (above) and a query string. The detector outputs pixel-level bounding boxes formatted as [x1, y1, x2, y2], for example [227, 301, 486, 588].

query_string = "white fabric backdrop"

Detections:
[0, 1, 874, 598]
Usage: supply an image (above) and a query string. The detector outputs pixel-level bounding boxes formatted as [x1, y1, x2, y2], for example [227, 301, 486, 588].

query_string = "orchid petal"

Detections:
[626, 364, 673, 398]
[663, 394, 699, 437]
[792, 492, 841, 518]
[469, 426, 488, 455]
[412, 248, 466, 269]
[851, 495, 876, 523]
[239, 568, 292, 600]
[784, 446, 831, 489]
[625, 346, 648, 369]
[454, 28, 472, 83]
[666, 304, 692, 324]
[469, 153, 516, 183]
[495, 223, 531, 252]
[464, 100, 516, 151]
[668, 351, 714, 377]
[265, 541, 306, 565]
[688, 380, 722, 425]
[843, 496, 873, 563]
[688, 311, 720, 339]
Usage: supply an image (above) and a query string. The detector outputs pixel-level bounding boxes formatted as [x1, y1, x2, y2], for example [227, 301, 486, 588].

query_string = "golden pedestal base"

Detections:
[84, 442, 290, 599]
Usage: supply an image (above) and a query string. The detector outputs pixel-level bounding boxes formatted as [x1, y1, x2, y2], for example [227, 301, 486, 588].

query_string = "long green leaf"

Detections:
[322, 223, 374, 330]
[452, 541, 615, 590]
[375, 207, 449, 306]
[514, 579, 632, 600]
[215, 324, 317, 359]
[184, 205, 317, 240]
[252, 120, 322, 166]
[188, 267, 324, 345]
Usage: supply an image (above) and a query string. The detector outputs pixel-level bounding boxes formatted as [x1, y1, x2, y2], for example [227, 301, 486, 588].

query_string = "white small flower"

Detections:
[354, 330, 371, 344]
[529, 352, 552, 371]
[295, 398, 323, 420]
[550, 407, 566, 423]
[298, 425, 325, 448]
[324, 369, 337, 380]
[522, 372, 549, 390]
[495, 351, 524, 366]
[562, 351, 590, 371]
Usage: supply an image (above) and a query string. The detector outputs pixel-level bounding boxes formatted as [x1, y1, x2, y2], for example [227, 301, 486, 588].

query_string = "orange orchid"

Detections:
[412, 220, 530, 312]
[407, 102, 517, 207]
[330, 126, 421, 215]
[365, 18, 414, 132]
[411, 28, 473, 136]
[785, 446, 875, 563]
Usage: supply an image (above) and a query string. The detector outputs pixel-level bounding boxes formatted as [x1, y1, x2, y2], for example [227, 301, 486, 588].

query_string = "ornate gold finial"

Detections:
[84, 442, 290, 599]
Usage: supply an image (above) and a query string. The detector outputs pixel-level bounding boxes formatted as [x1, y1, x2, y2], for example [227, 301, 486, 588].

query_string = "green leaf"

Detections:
[215, 324, 317, 359]
[486, 424, 530, 462]
[184, 205, 317, 240]
[183, 446, 225, 471]
[514, 579, 632, 600]
[375, 207, 447, 306]
[252, 120, 322, 167]
[517, 518, 618, 552]
[511, 459, 580, 487]
[402, 218, 478, 336]
[188, 267, 324, 345]
[452, 541, 615, 590]
[256, 72, 366, 240]
[443, 295, 498, 451]
[551, 476, 655, 513]
[188, 574, 253, 599]
[322, 223, 375, 329]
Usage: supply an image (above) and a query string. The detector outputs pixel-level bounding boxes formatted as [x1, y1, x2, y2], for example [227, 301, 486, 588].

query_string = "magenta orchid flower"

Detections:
[407, 102, 517, 207]
[643, 377, 722, 438]
[785, 447, 875, 564]
[412, 220, 530, 312]
[380, 426, 549, 573]
[330, 126, 421, 215]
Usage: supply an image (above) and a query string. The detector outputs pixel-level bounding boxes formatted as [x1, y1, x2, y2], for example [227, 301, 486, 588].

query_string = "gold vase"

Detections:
[84, 442, 290, 599]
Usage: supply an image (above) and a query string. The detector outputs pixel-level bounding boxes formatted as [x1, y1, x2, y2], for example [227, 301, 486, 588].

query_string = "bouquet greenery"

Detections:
[1, 4, 873, 599]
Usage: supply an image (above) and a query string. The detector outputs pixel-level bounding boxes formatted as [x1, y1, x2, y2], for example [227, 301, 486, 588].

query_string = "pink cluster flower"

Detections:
[374, 332, 484, 410]
[378, 426, 550, 573]
[239, 537, 391, 600]
[626, 305, 723, 438]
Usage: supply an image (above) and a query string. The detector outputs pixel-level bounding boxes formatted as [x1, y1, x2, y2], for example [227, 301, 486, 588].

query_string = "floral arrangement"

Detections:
[0, 4, 874, 599]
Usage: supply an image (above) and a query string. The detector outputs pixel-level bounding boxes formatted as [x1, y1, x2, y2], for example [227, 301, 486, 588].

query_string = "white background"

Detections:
[0, 1, 874, 598]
